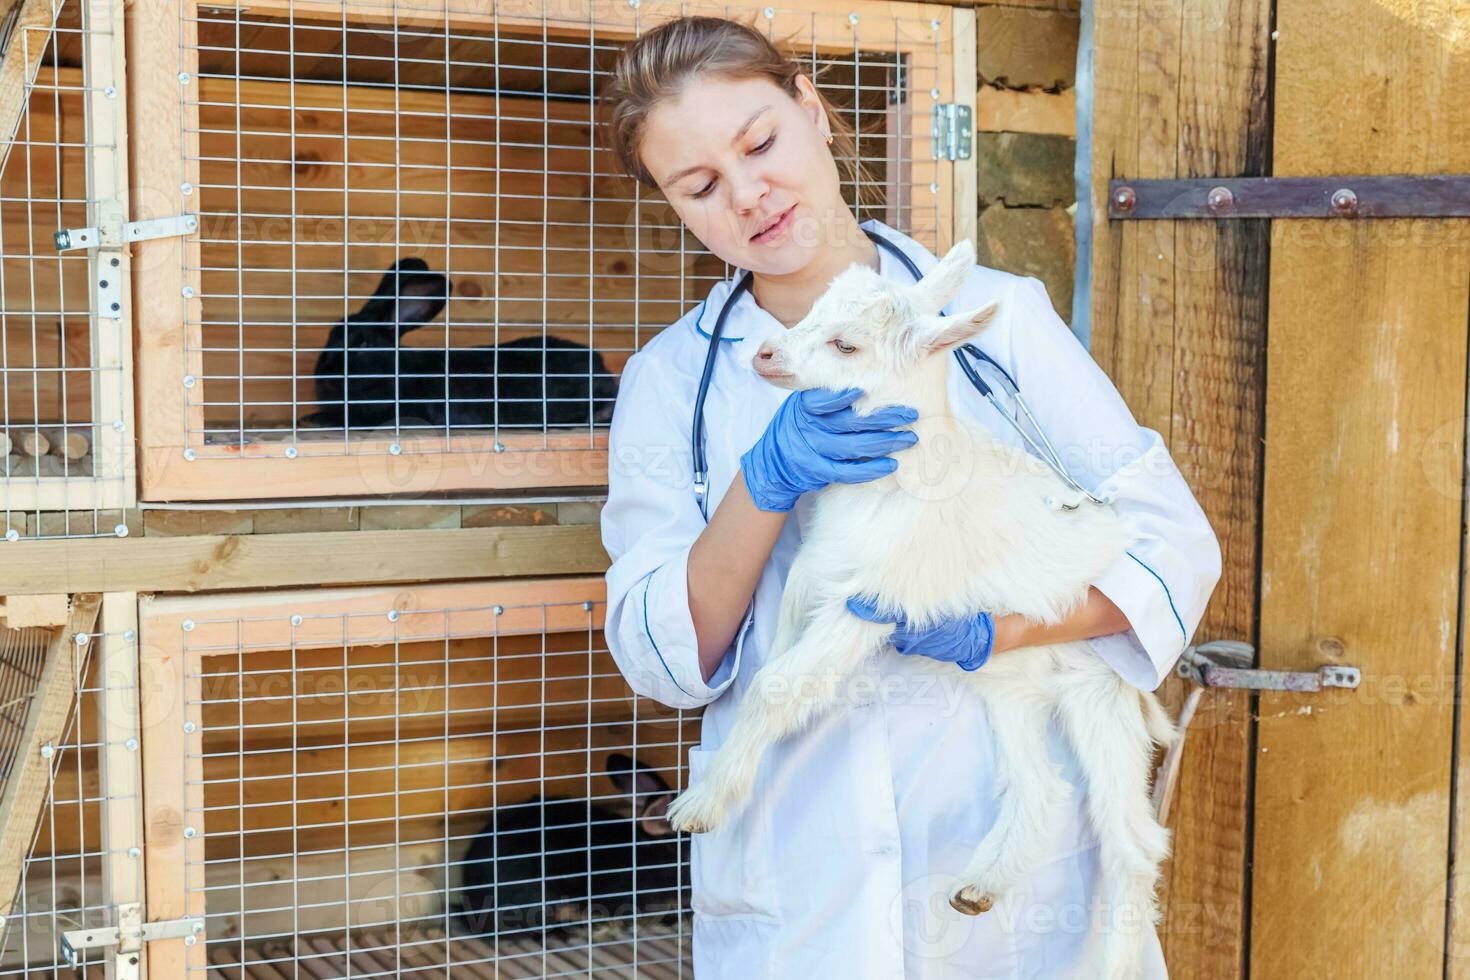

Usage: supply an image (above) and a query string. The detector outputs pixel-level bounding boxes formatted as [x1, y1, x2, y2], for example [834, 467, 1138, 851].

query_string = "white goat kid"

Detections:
[664, 239, 1179, 978]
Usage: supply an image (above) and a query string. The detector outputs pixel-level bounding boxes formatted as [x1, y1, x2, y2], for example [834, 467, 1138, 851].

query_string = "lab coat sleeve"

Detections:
[1000, 274, 1223, 691]
[600, 349, 747, 710]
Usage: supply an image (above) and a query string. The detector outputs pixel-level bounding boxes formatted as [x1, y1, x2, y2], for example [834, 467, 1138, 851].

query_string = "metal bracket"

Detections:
[931, 103, 972, 161]
[60, 904, 205, 969]
[1109, 175, 1470, 220]
[55, 213, 198, 252]
[1176, 639, 1362, 693]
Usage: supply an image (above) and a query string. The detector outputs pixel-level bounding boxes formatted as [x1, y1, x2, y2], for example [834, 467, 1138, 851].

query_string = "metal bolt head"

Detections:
[183, 720, 196, 733]
[763, 5, 773, 16]
[492, 605, 504, 616]
[388, 442, 402, 456]
[75, 632, 89, 646]
[181, 182, 193, 196]
[1112, 185, 1137, 213]
[184, 935, 196, 947]
[1206, 185, 1234, 213]
[493, 441, 505, 453]
[583, 601, 593, 612]
[178, 71, 190, 84]
[848, 12, 858, 24]
[284, 445, 298, 459]
[124, 629, 135, 640]
[930, 87, 940, 100]
[929, 182, 939, 194]
[1331, 187, 1358, 215]
[182, 447, 196, 461]
[114, 523, 129, 538]
[113, 419, 125, 431]
[125, 738, 139, 751]
[931, 17, 940, 30]
[290, 614, 303, 626]
[182, 826, 196, 839]
[182, 374, 196, 388]
[104, 86, 116, 98]
[128, 847, 141, 858]
[39, 743, 54, 759]
[181, 619, 195, 632]
[182, 285, 195, 299]
[387, 609, 399, 622]
[627, 0, 638, 7]
[4, 529, 17, 542]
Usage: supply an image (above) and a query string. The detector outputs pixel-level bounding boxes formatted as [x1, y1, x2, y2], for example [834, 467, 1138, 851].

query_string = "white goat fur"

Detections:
[664, 239, 1180, 978]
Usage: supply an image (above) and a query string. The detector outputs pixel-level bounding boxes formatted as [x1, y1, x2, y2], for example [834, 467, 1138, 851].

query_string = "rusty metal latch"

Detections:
[60, 903, 205, 974]
[1175, 639, 1361, 693]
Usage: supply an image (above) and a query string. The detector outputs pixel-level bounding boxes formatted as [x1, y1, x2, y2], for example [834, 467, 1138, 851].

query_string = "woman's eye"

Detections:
[753, 134, 776, 154]
[689, 136, 776, 200]
[833, 340, 856, 354]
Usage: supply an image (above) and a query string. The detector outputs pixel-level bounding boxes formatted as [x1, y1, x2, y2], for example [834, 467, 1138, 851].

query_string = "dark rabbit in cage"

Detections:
[303, 257, 619, 431]
[452, 753, 691, 938]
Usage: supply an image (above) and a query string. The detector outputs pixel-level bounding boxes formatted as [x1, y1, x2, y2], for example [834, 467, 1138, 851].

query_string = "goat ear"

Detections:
[908, 239, 977, 316]
[917, 300, 1001, 354]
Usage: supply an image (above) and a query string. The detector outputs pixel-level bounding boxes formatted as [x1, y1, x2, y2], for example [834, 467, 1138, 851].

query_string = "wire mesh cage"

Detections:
[139, 577, 699, 979]
[1, 0, 135, 533]
[130, 0, 968, 500]
[0, 594, 146, 979]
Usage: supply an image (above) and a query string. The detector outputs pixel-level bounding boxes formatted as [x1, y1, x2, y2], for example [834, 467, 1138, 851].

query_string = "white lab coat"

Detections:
[601, 217, 1222, 979]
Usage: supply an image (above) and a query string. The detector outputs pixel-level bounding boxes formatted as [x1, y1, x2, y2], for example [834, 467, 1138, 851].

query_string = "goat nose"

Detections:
[755, 342, 774, 360]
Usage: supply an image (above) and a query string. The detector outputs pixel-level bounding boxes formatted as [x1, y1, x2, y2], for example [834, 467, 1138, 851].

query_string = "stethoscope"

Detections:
[691, 227, 1110, 520]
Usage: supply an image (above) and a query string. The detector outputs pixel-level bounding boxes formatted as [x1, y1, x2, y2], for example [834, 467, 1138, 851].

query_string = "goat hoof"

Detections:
[665, 790, 720, 835]
[948, 886, 994, 916]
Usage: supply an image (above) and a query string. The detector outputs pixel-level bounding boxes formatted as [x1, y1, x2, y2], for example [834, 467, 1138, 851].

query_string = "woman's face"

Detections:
[639, 73, 845, 276]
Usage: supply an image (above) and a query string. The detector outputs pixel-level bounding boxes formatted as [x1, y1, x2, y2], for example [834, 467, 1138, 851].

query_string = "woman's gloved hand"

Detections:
[740, 386, 919, 513]
[845, 595, 995, 672]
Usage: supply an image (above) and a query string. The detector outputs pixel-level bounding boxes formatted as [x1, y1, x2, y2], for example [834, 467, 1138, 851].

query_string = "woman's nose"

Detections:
[730, 168, 770, 213]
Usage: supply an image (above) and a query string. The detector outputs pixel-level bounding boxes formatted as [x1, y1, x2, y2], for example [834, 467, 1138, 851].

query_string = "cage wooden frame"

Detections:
[135, 574, 701, 978]
[2, 0, 137, 514]
[127, 0, 975, 502]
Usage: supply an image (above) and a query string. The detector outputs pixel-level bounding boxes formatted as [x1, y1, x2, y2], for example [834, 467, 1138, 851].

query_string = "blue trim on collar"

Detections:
[691, 294, 745, 342]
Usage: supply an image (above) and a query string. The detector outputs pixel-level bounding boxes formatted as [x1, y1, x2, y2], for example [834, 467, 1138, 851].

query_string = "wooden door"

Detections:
[1088, 0, 1470, 976]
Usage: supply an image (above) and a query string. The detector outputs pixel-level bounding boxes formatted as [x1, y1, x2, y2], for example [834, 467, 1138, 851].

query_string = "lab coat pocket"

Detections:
[685, 745, 780, 922]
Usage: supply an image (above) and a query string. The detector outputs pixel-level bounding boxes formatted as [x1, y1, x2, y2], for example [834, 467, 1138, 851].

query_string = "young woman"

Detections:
[596, 15, 1220, 979]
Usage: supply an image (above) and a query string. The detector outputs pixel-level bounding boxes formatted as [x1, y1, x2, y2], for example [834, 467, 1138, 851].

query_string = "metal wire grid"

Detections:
[0, 621, 144, 978]
[175, 1, 942, 459]
[0, 0, 131, 538]
[181, 597, 697, 978]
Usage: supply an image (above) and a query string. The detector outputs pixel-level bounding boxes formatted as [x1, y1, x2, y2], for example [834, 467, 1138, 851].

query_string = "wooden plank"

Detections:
[0, 523, 609, 594]
[974, 85, 1075, 136]
[949, 6, 977, 252]
[0, 593, 99, 918]
[0, 593, 69, 628]
[1088, 0, 1271, 975]
[1253, 0, 1470, 974]
[98, 593, 147, 974]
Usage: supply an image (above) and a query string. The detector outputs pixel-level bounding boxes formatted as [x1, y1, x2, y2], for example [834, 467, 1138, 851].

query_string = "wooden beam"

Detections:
[0, 524, 610, 595]
[975, 86, 1075, 136]
[0, 594, 101, 919]
[1088, 0, 1271, 975]
[1253, 0, 1470, 974]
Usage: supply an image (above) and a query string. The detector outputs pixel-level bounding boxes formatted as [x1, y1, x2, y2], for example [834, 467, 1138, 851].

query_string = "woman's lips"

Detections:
[751, 205, 794, 244]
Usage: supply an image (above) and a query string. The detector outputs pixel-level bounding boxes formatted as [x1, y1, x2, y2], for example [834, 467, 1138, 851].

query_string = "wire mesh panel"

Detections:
[130, 0, 967, 500]
[0, 0, 135, 529]
[139, 578, 698, 980]
[0, 594, 147, 979]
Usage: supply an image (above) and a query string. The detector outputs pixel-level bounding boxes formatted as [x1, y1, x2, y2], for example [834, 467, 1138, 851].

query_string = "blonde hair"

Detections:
[600, 14, 880, 208]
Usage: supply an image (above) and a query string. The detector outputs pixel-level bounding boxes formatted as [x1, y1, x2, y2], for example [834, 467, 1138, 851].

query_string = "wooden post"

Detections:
[1088, 0, 1271, 973]
[1251, 0, 1470, 974]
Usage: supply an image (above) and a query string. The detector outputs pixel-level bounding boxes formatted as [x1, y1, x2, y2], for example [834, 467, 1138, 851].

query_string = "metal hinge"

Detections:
[931, 103, 972, 161]
[1176, 639, 1362, 692]
[55, 213, 199, 252]
[60, 903, 205, 975]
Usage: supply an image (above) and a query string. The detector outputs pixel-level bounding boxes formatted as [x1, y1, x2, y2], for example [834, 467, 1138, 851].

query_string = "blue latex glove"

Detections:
[845, 595, 995, 672]
[740, 387, 919, 513]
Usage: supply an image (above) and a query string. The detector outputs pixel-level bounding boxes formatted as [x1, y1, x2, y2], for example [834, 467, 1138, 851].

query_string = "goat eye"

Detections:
[833, 339, 856, 354]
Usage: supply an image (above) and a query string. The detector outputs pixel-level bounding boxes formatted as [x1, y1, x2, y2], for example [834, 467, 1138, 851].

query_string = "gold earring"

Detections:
[825, 133, 834, 145]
